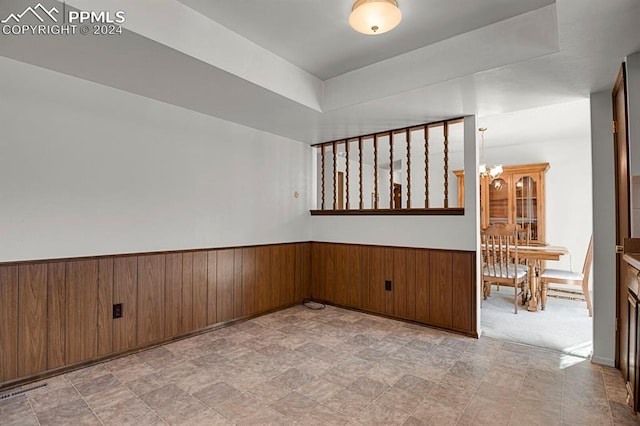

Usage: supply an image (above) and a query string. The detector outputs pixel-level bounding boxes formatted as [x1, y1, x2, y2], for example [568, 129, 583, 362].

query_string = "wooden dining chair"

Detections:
[540, 236, 593, 317]
[481, 224, 529, 314]
[495, 224, 530, 294]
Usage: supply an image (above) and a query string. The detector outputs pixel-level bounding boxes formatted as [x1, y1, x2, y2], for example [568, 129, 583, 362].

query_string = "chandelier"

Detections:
[478, 127, 503, 180]
[349, 0, 402, 35]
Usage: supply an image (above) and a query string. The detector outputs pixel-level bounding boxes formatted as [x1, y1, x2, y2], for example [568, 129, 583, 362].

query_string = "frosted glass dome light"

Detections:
[349, 0, 402, 35]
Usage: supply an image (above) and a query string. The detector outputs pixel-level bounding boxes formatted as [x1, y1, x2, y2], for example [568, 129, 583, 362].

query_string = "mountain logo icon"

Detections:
[1, 3, 59, 24]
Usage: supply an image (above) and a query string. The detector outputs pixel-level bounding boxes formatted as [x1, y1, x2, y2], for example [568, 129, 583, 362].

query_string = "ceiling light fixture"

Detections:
[349, 0, 402, 35]
[478, 127, 503, 180]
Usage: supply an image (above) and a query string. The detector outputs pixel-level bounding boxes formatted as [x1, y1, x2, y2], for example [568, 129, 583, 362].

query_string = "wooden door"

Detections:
[614, 63, 630, 372]
[393, 183, 402, 209]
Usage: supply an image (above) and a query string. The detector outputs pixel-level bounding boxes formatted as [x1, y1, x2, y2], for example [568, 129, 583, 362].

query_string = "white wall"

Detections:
[0, 58, 311, 262]
[310, 116, 478, 252]
[590, 90, 617, 367]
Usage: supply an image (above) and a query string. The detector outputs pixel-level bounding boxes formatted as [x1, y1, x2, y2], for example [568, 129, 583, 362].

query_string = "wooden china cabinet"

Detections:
[454, 163, 549, 245]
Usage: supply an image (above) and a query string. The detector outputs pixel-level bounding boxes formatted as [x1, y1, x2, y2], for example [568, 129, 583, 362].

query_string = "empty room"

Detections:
[1, 1, 640, 425]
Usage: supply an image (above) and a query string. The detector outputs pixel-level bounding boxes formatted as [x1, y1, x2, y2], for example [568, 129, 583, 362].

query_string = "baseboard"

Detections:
[314, 300, 479, 339]
[591, 355, 616, 367]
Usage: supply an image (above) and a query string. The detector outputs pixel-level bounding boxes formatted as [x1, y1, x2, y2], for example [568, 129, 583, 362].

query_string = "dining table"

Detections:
[517, 244, 570, 312]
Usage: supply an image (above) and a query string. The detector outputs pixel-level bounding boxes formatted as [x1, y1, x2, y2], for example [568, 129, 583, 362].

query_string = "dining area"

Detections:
[469, 161, 594, 356]
[480, 224, 592, 315]
[479, 224, 594, 357]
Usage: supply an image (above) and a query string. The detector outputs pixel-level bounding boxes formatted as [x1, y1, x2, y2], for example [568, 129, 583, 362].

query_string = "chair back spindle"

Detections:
[481, 224, 527, 313]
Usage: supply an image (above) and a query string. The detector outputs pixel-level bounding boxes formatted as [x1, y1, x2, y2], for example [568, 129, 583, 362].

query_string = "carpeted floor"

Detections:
[481, 285, 593, 358]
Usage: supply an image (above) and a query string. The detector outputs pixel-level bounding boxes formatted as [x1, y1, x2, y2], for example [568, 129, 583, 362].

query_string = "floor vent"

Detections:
[0, 383, 47, 401]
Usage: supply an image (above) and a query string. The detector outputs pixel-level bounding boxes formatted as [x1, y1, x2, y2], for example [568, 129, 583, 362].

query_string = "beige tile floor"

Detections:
[1, 305, 638, 425]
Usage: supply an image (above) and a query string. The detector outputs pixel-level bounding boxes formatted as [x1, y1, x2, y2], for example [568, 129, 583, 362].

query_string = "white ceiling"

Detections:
[478, 99, 591, 148]
[0, 0, 639, 145]
[176, 0, 554, 80]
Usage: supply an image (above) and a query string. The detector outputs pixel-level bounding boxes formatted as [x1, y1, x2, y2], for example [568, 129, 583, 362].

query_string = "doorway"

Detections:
[613, 64, 630, 373]
[393, 183, 401, 209]
[476, 101, 594, 357]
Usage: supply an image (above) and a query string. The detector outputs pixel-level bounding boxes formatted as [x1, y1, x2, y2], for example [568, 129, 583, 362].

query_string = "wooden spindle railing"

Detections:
[332, 142, 337, 210]
[358, 137, 364, 209]
[321, 145, 326, 210]
[389, 132, 394, 209]
[374, 135, 379, 209]
[424, 125, 429, 208]
[312, 117, 462, 213]
[345, 140, 350, 210]
[406, 129, 411, 209]
[443, 122, 449, 209]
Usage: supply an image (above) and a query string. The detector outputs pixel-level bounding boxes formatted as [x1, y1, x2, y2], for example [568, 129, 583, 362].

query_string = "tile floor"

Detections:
[0, 305, 638, 425]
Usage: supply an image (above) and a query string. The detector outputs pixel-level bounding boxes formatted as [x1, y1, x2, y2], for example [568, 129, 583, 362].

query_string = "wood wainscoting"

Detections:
[0, 243, 311, 389]
[0, 241, 477, 389]
[310, 242, 477, 337]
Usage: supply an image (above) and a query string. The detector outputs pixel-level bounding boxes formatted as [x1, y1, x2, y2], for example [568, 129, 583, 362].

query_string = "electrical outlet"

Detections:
[385, 280, 392, 291]
[112, 303, 123, 319]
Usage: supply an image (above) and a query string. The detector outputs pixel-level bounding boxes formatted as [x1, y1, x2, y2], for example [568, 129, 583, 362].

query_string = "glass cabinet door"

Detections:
[487, 177, 509, 225]
[514, 175, 539, 242]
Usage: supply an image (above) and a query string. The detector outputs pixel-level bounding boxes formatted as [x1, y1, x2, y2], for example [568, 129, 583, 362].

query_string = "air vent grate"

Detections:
[0, 383, 47, 401]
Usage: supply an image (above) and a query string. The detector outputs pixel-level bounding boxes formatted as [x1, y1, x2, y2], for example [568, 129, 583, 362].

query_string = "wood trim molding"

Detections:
[317, 301, 479, 338]
[0, 241, 307, 267]
[310, 208, 464, 216]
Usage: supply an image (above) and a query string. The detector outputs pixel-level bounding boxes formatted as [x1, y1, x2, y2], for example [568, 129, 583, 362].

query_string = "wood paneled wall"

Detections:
[310, 242, 476, 336]
[0, 240, 475, 388]
[0, 243, 310, 388]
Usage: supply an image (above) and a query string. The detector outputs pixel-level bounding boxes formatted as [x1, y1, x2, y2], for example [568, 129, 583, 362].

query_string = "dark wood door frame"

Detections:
[614, 63, 630, 371]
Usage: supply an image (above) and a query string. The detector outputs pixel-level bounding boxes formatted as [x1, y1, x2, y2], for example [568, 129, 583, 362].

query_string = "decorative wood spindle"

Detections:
[345, 140, 350, 210]
[406, 129, 411, 209]
[332, 142, 337, 210]
[374, 135, 379, 209]
[314, 117, 461, 214]
[321, 144, 326, 210]
[389, 132, 394, 209]
[443, 122, 449, 208]
[359, 137, 364, 209]
[424, 125, 429, 208]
